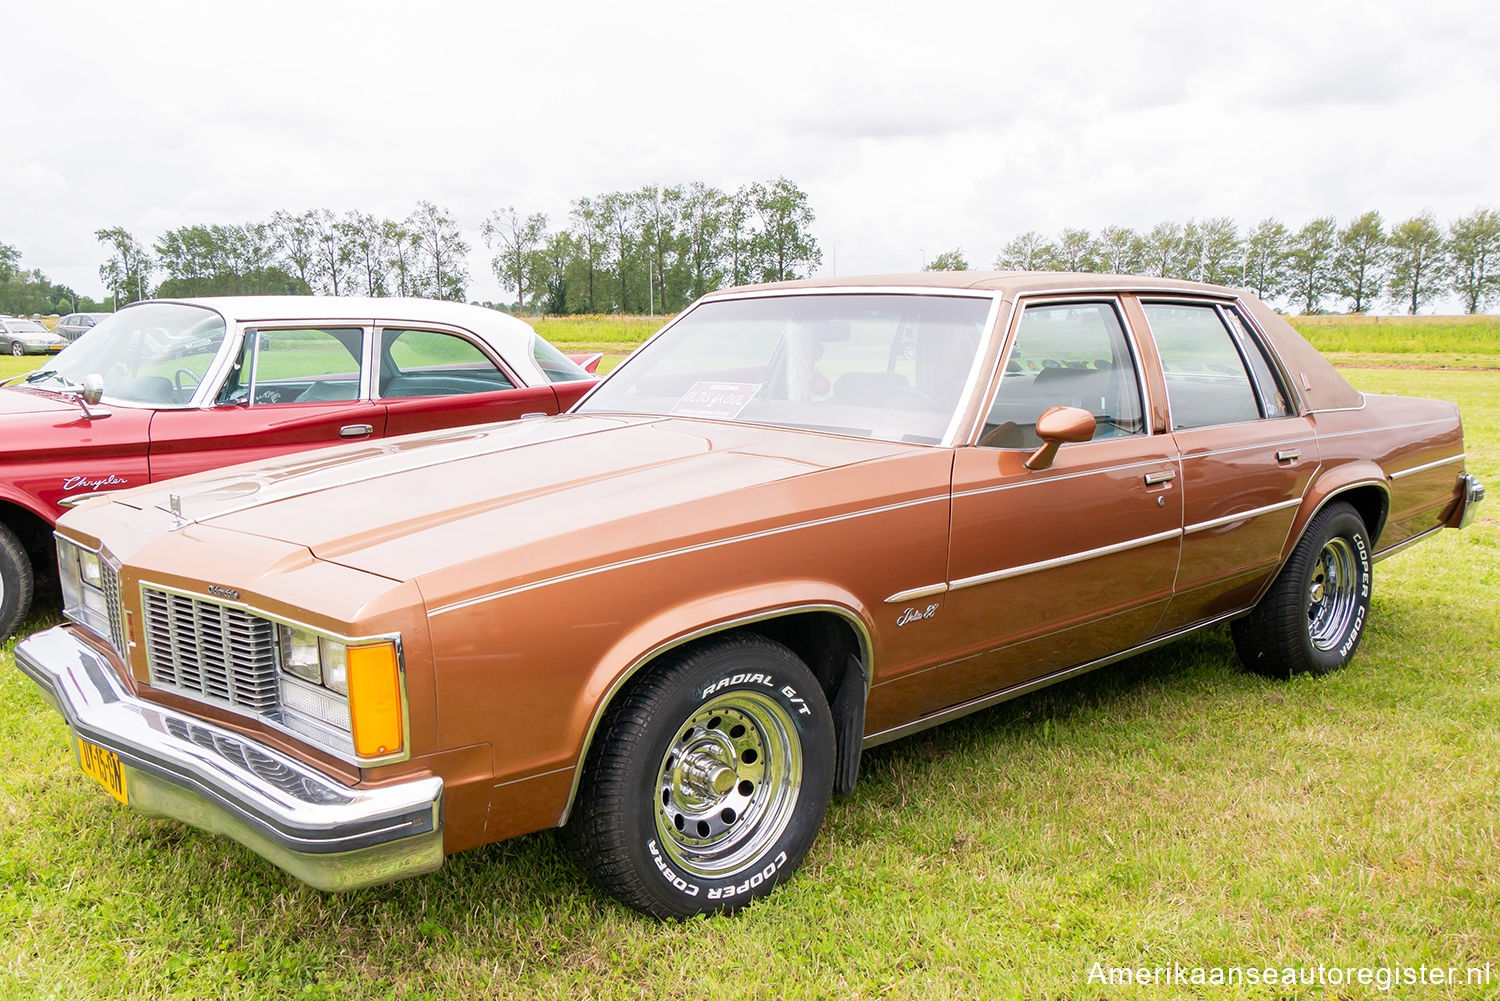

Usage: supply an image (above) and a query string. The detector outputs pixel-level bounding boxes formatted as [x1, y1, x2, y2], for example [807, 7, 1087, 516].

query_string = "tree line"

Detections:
[6, 197, 1497, 319]
[930, 208, 1499, 315]
[52, 177, 824, 317]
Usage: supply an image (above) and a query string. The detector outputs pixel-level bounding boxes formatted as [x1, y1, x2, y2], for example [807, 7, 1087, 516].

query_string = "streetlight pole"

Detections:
[833, 240, 842, 277]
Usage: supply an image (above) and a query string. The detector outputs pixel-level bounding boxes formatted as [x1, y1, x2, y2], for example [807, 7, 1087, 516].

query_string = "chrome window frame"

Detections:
[229, 322, 377, 408]
[960, 292, 1153, 448]
[1137, 296, 1286, 433]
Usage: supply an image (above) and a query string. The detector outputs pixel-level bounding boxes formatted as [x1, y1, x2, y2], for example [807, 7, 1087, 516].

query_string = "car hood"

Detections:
[105, 414, 932, 587]
[0, 385, 87, 415]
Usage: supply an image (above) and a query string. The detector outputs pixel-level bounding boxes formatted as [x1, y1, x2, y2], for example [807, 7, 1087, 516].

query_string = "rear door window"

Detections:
[378, 328, 515, 398]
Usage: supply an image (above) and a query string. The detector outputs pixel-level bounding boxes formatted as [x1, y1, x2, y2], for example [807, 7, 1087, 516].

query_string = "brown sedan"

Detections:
[18, 273, 1485, 917]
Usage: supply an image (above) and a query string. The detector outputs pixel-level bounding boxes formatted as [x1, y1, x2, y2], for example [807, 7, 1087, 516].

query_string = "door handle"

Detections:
[1276, 449, 1301, 463]
[339, 424, 374, 438]
[1144, 469, 1176, 485]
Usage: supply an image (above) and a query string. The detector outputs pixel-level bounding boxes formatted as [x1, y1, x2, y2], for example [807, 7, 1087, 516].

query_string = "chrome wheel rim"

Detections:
[654, 691, 802, 879]
[1307, 537, 1360, 650]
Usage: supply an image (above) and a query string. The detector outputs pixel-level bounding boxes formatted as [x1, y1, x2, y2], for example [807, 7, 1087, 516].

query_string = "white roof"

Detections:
[139, 296, 550, 386]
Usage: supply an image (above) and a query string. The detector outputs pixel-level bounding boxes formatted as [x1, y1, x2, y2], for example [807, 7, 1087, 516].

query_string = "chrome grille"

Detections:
[101, 559, 126, 655]
[142, 587, 279, 712]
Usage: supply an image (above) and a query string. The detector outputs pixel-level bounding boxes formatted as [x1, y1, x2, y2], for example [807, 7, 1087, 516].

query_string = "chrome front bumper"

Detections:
[15, 626, 444, 892]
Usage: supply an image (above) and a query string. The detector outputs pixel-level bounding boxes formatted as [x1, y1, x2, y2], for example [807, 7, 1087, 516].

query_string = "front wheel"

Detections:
[563, 634, 834, 917]
[1232, 501, 1372, 678]
[0, 523, 35, 640]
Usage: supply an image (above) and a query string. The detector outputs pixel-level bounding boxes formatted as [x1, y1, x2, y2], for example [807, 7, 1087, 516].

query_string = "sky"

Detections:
[5, 0, 1498, 309]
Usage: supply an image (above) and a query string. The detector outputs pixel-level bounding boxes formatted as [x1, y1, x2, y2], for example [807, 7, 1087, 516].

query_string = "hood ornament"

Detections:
[168, 492, 184, 526]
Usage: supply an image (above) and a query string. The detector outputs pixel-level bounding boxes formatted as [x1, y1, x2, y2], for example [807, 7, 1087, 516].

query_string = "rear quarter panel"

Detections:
[1299, 393, 1467, 556]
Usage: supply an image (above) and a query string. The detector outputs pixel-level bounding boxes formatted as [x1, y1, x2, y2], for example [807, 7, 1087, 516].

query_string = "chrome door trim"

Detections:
[947, 527, 1183, 592]
[1389, 453, 1466, 480]
[1183, 497, 1303, 535]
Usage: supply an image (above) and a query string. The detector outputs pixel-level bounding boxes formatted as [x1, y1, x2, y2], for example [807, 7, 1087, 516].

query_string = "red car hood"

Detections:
[105, 414, 930, 585]
[0, 385, 89, 415]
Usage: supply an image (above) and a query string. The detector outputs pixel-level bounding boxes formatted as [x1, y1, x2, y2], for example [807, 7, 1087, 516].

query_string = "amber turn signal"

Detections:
[347, 642, 403, 758]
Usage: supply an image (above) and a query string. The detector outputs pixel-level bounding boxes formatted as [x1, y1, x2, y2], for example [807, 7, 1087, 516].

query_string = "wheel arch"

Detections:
[558, 597, 874, 826]
[1284, 466, 1390, 564]
[0, 494, 59, 576]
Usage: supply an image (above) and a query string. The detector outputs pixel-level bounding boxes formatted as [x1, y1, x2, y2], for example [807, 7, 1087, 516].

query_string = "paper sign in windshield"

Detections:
[670, 382, 762, 419]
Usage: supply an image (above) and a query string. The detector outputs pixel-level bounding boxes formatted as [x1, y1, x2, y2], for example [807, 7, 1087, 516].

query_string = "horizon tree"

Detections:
[751, 177, 821, 282]
[1386, 213, 1444, 314]
[1243, 218, 1292, 301]
[924, 248, 970, 271]
[1139, 222, 1183, 278]
[1333, 211, 1388, 313]
[1447, 207, 1500, 314]
[269, 210, 318, 289]
[993, 231, 1050, 270]
[95, 226, 153, 304]
[406, 201, 469, 300]
[1094, 226, 1141, 274]
[1289, 216, 1338, 313]
[1197, 217, 1243, 286]
[482, 206, 549, 313]
[1042, 228, 1096, 272]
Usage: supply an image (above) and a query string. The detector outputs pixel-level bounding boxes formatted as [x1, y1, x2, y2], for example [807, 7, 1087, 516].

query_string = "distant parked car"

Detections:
[0, 316, 64, 356]
[0, 295, 597, 637]
[56, 312, 114, 343]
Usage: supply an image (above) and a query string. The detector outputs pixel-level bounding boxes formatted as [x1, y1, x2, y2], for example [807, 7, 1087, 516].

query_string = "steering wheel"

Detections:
[173, 368, 201, 393]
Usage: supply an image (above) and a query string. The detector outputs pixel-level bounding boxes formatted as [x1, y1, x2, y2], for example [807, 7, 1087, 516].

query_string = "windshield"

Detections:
[24, 303, 229, 406]
[5, 320, 48, 334]
[577, 293, 992, 444]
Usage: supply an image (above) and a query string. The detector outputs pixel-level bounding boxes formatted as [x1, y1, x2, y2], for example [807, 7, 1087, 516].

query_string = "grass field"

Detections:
[1, 323, 1497, 998]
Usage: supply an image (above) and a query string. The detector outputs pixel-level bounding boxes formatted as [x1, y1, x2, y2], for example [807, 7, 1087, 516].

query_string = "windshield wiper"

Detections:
[23, 368, 61, 384]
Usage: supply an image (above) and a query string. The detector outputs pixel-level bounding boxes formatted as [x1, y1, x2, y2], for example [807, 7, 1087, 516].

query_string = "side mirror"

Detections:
[1024, 406, 1095, 470]
[81, 373, 105, 406]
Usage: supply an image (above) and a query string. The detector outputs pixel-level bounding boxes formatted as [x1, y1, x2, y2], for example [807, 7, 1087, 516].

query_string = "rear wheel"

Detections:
[1232, 501, 1372, 678]
[564, 634, 834, 917]
[9, 342, 23, 357]
[0, 523, 35, 640]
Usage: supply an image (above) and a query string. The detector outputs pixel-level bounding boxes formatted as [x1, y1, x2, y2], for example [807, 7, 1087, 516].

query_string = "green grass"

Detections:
[1, 335, 1498, 998]
[1288, 314, 1500, 356]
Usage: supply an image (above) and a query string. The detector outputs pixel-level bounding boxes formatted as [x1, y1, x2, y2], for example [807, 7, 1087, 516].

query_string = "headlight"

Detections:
[275, 624, 401, 760]
[57, 538, 111, 637]
[277, 625, 324, 683]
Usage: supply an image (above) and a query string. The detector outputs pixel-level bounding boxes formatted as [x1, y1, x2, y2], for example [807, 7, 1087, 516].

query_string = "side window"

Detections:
[1143, 303, 1263, 429]
[250, 327, 365, 405]
[1222, 309, 1292, 418]
[980, 301, 1145, 448]
[378, 328, 515, 398]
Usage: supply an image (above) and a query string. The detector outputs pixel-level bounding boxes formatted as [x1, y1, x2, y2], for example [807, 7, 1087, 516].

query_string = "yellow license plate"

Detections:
[77, 738, 128, 805]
